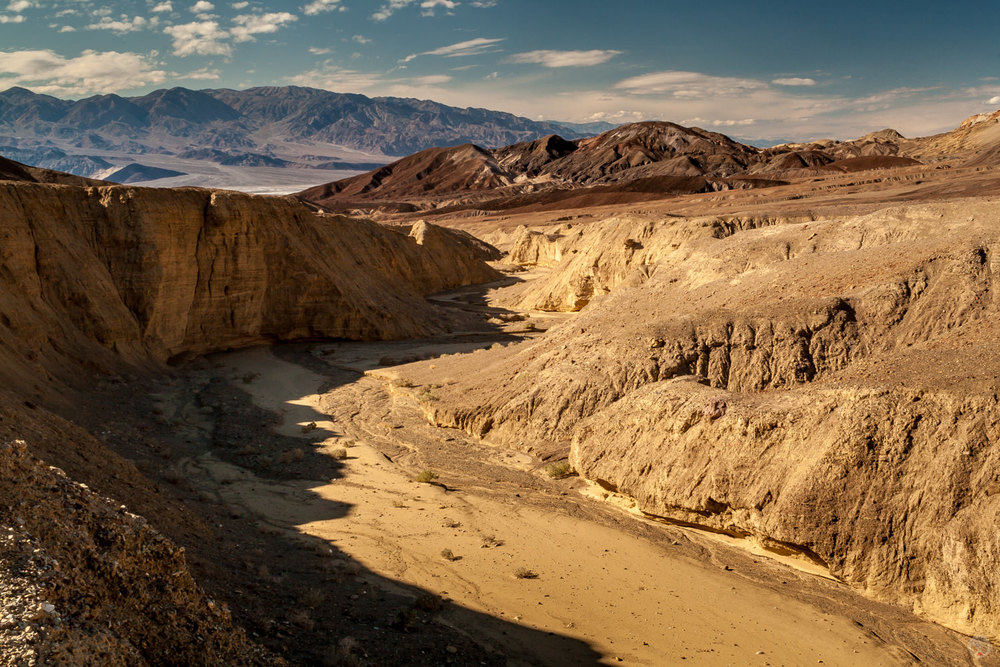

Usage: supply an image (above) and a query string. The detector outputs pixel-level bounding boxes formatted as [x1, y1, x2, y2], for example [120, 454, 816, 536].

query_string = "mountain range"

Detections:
[298, 118, 951, 214]
[0, 85, 615, 180]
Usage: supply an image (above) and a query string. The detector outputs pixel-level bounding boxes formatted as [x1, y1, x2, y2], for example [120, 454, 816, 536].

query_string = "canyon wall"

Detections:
[418, 199, 1000, 637]
[0, 182, 500, 395]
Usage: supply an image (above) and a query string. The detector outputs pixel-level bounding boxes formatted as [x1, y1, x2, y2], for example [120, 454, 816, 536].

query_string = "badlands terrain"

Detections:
[3, 108, 1000, 665]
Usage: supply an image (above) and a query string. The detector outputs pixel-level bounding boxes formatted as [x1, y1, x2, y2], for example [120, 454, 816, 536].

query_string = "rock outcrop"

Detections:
[0, 181, 501, 394]
[412, 199, 1000, 638]
[0, 439, 277, 665]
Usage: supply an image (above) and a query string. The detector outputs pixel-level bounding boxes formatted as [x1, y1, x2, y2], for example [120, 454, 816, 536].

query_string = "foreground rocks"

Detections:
[0, 439, 277, 666]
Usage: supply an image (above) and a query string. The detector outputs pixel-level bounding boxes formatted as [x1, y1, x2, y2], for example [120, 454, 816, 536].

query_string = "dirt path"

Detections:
[171, 342, 977, 666]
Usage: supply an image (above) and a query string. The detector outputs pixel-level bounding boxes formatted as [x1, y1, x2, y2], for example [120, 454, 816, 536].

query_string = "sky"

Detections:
[1, 0, 1000, 141]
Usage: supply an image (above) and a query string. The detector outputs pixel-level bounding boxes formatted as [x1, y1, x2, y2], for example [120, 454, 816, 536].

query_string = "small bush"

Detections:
[440, 548, 460, 561]
[513, 567, 538, 579]
[300, 422, 318, 434]
[545, 461, 573, 479]
[331, 448, 348, 460]
[415, 469, 439, 484]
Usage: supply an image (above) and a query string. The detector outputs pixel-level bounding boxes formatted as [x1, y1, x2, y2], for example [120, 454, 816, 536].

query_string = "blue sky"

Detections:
[1, 0, 999, 141]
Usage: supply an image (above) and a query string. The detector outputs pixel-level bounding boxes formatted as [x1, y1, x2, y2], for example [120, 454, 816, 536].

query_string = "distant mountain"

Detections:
[0, 85, 610, 177]
[299, 118, 946, 214]
[104, 163, 187, 184]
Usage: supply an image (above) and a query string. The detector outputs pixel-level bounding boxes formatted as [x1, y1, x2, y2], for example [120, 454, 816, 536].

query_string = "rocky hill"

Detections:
[404, 199, 1000, 639]
[296, 108, 1000, 216]
[297, 120, 934, 214]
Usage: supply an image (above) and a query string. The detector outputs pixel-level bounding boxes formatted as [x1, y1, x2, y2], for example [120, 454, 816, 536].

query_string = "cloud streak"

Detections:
[400, 36, 503, 63]
[507, 49, 621, 68]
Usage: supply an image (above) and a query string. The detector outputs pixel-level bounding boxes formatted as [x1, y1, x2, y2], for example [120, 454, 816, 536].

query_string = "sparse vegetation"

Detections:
[514, 567, 538, 580]
[415, 469, 439, 483]
[330, 448, 348, 460]
[481, 535, 504, 548]
[300, 588, 324, 608]
[300, 421, 318, 434]
[440, 548, 460, 561]
[545, 461, 574, 479]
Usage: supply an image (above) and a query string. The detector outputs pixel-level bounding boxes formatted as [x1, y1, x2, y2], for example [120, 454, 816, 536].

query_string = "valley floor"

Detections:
[83, 280, 985, 666]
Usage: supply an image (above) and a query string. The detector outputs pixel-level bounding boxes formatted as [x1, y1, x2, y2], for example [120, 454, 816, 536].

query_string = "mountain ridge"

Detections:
[0, 85, 616, 180]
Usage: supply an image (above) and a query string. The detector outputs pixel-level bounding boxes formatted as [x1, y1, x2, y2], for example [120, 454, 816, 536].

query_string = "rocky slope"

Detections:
[298, 120, 944, 214]
[0, 173, 504, 661]
[0, 181, 499, 396]
[0, 438, 276, 666]
[404, 199, 1000, 639]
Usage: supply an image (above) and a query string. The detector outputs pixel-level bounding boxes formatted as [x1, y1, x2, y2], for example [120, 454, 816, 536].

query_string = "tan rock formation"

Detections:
[0, 182, 500, 393]
[415, 198, 1000, 638]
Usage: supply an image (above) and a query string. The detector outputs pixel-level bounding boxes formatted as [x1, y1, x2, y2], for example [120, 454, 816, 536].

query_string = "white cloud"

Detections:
[411, 74, 452, 84]
[164, 20, 230, 56]
[231, 1, 248, 7]
[772, 77, 816, 86]
[58, 25, 75, 32]
[400, 37, 503, 62]
[0, 48, 167, 96]
[190, 1, 213, 12]
[179, 66, 220, 79]
[615, 70, 767, 98]
[309, 46, 332, 55]
[304, 0, 345, 14]
[989, 96, 1000, 105]
[469, 0, 495, 5]
[352, 34, 370, 44]
[6, 0, 33, 12]
[86, 15, 149, 33]
[372, 0, 414, 21]
[507, 49, 621, 68]
[420, 0, 457, 16]
[288, 64, 383, 91]
[0, 14, 24, 22]
[151, 2, 173, 12]
[230, 11, 296, 42]
[682, 117, 756, 127]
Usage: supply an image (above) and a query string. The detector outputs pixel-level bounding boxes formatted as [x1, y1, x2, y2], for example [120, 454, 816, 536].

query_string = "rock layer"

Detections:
[415, 199, 1000, 637]
[0, 181, 500, 392]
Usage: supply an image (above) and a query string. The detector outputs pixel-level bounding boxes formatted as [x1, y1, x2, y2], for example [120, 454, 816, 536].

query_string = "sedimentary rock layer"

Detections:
[417, 199, 1000, 637]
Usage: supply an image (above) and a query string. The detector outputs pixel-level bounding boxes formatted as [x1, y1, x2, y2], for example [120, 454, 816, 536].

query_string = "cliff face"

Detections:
[0, 178, 504, 662]
[0, 182, 500, 392]
[414, 200, 1000, 638]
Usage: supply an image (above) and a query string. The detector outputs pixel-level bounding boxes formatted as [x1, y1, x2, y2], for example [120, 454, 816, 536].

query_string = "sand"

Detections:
[164, 343, 976, 665]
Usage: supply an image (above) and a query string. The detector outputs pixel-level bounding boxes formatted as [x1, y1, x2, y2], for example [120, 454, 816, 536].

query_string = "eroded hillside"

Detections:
[0, 178, 504, 664]
[404, 198, 1000, 639]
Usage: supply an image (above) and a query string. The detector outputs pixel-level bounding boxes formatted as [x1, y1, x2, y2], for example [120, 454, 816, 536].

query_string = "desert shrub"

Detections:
[331, 448, 348, 460]
[440, 548, 460, 561]
[513, 567, 538, 579]
[545, 461, 573, 479]
[415, 469, 439, 483]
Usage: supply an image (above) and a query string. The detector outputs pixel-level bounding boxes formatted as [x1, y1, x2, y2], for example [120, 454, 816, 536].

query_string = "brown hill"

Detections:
[298, 120, 934, 215]
[0, 154, 105, 186]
